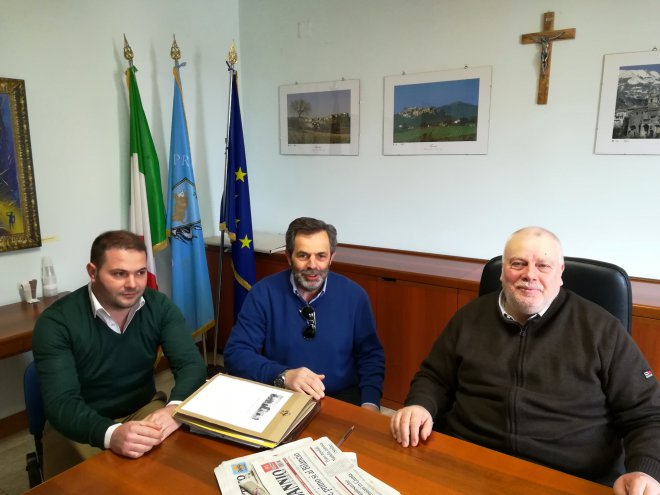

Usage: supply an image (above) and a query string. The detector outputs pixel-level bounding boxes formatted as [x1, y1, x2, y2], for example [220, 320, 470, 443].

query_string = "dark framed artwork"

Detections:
[0, 77, 41, 252]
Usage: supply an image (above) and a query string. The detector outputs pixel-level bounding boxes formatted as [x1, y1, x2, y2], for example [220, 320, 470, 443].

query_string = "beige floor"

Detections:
[0, 428, 32, 495]
[0, 368, 394, 495]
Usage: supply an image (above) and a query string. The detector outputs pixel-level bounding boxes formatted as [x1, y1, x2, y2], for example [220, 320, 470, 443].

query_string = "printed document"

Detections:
[181, 373, 292, 433]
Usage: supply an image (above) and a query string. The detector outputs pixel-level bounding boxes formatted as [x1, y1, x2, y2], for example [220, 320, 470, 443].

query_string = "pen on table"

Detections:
[337, 425, 355, 448]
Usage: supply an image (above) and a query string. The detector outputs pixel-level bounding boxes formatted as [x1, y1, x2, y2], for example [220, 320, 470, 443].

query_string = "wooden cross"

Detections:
[521, 12, 576, 105]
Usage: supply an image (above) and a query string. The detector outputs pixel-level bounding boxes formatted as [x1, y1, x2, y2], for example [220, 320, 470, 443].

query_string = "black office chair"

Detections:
[479, 256, 632, 333]
[23, 361, 45, 487]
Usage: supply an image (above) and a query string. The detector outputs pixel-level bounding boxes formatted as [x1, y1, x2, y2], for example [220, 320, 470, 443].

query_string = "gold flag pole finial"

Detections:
[123, 34, 134, 68]
[171, 34, 182, 67]
[226, 41, 238, 70]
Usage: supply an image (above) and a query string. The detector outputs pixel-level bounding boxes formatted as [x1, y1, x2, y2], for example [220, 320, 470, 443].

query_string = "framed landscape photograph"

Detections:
[383, 66, 492, 155]
[595, 50, 660, 154]
[0, 77, 41, 252]
[279, 79, 359, 155]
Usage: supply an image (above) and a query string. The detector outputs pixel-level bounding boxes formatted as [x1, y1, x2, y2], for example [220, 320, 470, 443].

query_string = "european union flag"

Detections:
[166, 65, 214, 336]
[220, 71, 256, 317]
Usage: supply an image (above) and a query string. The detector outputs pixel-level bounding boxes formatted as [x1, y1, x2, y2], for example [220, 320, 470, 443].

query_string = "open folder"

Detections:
[174, 373, 320, 449]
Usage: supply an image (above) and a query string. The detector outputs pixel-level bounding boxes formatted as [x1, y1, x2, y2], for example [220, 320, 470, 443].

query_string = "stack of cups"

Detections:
[41, 256, 58, 297]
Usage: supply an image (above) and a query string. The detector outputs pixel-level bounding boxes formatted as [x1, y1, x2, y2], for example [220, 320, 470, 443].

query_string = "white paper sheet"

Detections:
[180, 374, 293, 433]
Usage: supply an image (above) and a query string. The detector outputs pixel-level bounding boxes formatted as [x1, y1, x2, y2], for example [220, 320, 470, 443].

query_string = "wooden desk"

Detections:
[30, 398, 609, 494]
[0, 293, 68, 359]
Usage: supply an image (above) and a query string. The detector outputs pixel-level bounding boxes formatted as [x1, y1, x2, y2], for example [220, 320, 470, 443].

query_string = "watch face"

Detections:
[274, 373, 285, 388]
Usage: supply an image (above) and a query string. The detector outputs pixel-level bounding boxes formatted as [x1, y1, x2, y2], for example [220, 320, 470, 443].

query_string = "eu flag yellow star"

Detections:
[239, 234, 252, 249]
[235, 167, 247, 182]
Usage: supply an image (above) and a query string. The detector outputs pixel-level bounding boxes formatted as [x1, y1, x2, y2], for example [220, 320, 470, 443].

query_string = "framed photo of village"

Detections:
[279, 79, 359, 155]
[595, 51, 660, 154]
[383, 66, 491, 155]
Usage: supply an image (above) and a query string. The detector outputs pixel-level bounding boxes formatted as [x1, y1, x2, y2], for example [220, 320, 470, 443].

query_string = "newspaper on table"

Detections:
[215, 436, 399, 495]
[215, 438, 314, 495]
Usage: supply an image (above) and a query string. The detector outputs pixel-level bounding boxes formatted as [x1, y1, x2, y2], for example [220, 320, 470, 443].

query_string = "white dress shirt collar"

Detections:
[87, 283, 145, 334]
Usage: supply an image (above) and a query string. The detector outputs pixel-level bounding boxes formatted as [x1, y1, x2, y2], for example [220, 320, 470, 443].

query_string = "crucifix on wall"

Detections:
[521, 12, 576, 105]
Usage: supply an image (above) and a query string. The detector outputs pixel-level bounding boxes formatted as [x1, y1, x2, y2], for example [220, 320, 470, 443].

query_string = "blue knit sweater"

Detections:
[224, 270, 385, 406]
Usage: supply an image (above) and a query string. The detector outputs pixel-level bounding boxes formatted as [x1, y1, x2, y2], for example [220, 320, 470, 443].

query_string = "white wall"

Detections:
[0, 0, 239, 419]
[2, 0, 659, 420]
[237, 0, 660, 279]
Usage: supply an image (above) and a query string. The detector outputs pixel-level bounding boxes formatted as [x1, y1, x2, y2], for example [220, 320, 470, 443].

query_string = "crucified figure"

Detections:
[535, 32, 565, 75]
[521, 12, 576, 104]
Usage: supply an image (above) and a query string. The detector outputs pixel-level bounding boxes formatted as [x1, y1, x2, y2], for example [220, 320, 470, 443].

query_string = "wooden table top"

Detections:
[0, 293, 67, 359]
[30, 398, 609, 495]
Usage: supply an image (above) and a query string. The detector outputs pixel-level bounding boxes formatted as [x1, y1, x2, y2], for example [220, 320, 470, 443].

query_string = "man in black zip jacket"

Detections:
[390, 227, 660, 495]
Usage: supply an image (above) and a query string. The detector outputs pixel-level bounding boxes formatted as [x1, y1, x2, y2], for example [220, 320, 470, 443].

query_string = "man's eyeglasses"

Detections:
[299, 305, 316, 340]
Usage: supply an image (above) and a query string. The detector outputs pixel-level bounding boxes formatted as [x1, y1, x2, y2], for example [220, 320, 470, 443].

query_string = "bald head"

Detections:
[499, 227, 565, 323]
[503, 227, 564, 263]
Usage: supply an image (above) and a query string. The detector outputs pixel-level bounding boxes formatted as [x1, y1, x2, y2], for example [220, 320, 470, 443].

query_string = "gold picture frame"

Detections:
[0, 77, 41, 252]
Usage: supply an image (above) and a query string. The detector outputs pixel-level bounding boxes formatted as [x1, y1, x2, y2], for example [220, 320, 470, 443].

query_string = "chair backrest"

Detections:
[479, 256, 632, 333]
[23, 361, 46, 436]
[24, 361, 45, 487]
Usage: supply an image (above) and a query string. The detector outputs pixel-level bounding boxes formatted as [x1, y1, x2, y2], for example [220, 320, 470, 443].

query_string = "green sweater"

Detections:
[32, 286, 206, 449]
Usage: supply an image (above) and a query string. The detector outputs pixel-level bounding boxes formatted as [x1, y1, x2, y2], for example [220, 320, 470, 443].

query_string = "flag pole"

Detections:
[170, 34, 186, 71]
[123, 34, 167, 290]
[168, 36, 215, 367]
[123, 34, 134, 69]
[212, 42, 238, 370]
[170, 34, 208, 363]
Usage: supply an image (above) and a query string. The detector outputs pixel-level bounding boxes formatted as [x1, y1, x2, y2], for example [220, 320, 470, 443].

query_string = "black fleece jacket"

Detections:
[405, 288, 660, 486]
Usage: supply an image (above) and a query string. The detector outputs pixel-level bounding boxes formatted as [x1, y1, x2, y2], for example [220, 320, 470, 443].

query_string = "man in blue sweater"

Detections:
[224, 217, 385, 411]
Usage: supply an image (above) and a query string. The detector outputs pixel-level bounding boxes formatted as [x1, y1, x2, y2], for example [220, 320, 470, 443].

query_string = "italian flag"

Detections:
[126, 67, 167, 289]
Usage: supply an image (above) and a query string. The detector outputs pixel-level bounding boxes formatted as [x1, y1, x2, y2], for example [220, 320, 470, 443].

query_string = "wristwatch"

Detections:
[273, 370, 288, 389]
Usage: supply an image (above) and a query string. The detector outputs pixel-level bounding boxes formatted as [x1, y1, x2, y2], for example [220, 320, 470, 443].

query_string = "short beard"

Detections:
[293, 269, 328, 293]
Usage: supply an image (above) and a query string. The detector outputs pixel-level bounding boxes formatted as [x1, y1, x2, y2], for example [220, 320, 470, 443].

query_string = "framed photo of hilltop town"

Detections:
[383, 66, 492, 155]
[595, 51, 660, 154]
[0, 77, 41, 253]
[279, 79, 359, 155]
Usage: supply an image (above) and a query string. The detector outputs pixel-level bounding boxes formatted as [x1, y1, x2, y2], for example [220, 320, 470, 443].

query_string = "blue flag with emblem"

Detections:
[220, 71, 256, 317]
[166, 64, 214, 337]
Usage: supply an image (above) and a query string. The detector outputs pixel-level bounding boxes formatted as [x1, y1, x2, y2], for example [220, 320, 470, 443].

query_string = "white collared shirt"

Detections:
[87, 283, 145, 334]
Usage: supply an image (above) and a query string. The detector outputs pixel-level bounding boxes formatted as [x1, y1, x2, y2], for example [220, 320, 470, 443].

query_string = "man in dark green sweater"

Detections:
[33, 230, 206, 478]
[390, 227, 660, 495]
